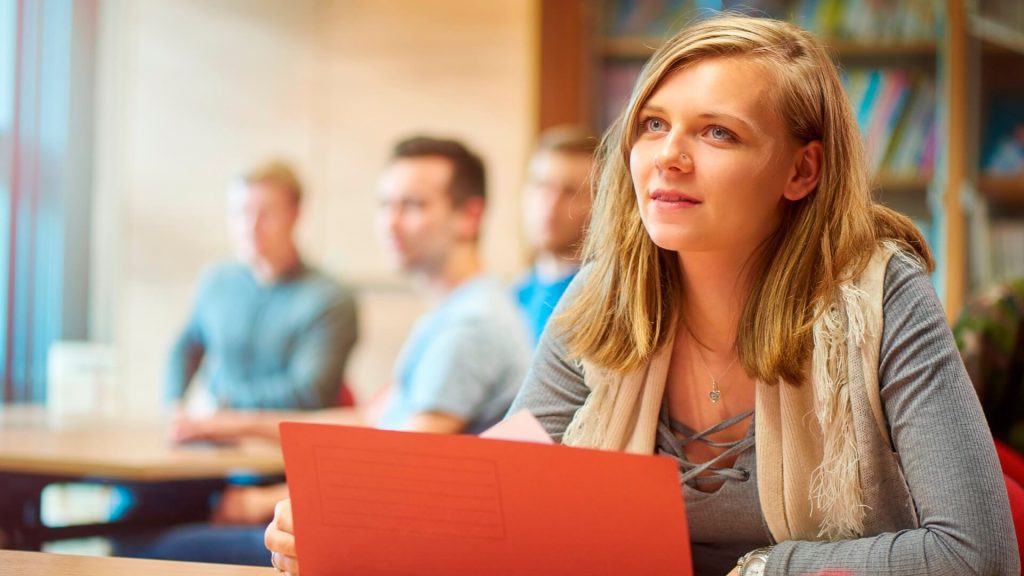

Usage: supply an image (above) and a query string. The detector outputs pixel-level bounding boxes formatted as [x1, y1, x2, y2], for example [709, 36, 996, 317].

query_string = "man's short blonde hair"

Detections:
[239, 159, 303, 205]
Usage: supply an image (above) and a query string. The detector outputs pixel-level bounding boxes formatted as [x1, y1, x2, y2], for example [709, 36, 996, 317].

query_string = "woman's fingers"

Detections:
[266, 498, 299, 574]
[275, 498, 294, 533]
[265, 521, 296, 557]
[271, 551, 301, 575]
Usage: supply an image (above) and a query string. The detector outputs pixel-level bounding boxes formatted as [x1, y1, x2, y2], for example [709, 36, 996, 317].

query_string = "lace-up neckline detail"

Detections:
[656, 401, 755, 489]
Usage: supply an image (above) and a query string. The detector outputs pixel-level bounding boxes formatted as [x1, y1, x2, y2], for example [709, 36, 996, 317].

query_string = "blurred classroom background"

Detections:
[1, 0, 540, 415]
[1, 0, 1023, 561]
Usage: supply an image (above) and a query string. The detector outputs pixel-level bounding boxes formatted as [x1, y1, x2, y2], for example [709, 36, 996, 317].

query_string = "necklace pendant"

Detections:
[709, 381, 722, 404]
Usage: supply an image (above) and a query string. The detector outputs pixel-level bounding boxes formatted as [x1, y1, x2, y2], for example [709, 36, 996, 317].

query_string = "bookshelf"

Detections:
[876, 175, 934, 193]
[979, 177, 1024, 207]
[599, 37, 939, 59]
[963, 0, 1024, 292]
[538, 0, 967, 315]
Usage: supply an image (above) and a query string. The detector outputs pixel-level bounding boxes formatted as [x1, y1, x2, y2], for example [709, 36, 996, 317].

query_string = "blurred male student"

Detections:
[369, 136, 532, 433]
[514, 126, 595, 345]
[142, 137, 530, 566]
[166, 160, 358, 411]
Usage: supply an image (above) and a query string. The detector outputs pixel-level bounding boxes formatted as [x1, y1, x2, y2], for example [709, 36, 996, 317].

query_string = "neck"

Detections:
[415, 243, 483, 303]
[250, 246, 301, 284]
[677, 249, 756, 355]
[533, 250, 581, 283]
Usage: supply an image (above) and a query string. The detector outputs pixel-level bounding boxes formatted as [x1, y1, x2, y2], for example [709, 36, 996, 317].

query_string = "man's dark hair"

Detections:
[390, 136, 486, 206]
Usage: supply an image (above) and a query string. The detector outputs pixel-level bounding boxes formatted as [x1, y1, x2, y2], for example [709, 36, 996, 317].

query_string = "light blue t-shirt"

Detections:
[513, 267, 578, 346]
[166, 261, 358, 410]
[377, 276, 531, 434]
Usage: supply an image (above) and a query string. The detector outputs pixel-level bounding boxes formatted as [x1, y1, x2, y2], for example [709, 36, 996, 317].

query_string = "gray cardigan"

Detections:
[509, 256, 1019, 575]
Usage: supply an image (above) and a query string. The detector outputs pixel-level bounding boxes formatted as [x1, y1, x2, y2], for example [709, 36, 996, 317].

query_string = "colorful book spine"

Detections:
[842, 69, 935, 177]
[792, 0, 937, 40]
[866, 70, 911, 173]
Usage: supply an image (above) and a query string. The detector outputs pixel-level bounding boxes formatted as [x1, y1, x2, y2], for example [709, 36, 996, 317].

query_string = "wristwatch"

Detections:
[736, 546, 773, 576]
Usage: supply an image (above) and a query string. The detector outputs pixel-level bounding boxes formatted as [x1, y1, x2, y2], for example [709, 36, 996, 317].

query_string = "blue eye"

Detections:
[708, 126, 735, 141]
[641, 117, 666, 132]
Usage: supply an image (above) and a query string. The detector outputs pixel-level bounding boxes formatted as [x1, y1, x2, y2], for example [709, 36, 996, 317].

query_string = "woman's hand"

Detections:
[265, 498, 300, 575]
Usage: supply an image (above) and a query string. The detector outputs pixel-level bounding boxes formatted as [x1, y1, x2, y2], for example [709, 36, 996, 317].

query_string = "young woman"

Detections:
[265, 15, 1018, 575]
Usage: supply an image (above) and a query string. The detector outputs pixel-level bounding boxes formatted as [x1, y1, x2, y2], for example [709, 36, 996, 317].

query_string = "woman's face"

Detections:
[629, 56, 812, 257]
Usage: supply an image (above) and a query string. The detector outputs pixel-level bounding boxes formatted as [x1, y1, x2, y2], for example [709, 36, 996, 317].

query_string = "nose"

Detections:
[654, 132, 693, 173]
[380, 203, 401, 234]
[245, 211, 261, 236]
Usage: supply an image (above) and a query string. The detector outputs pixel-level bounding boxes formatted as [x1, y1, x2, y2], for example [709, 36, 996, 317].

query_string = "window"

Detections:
[0, 0, 95, 403]
[1, 0, 17, 402]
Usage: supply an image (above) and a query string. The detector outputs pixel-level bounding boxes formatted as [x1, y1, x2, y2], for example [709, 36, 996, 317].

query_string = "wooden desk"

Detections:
[0, 405, 283, 480]
[0, 405, 284, 550]
[2, 549, 275, 575]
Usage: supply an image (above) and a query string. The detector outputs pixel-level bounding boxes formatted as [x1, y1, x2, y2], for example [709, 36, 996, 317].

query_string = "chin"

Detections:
[396, 257, 417, 272]
[381, 252, 409, 270]
[644, 227, 703, 253]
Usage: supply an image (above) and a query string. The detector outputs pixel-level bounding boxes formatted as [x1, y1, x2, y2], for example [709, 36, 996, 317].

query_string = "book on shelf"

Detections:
[841, 68, 936, 178]
[600, 0, 938, 43]
[603, 0, 694, 38]
[888, 78, 937, 177]
[991, 220, 1024, 284]
[983, 93, 1024, 177]
[793, 0, 937, 41]
[865, 70, 911, 173]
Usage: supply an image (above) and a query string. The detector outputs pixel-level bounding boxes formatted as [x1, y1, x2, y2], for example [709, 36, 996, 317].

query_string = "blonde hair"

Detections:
[239, 159, 303, 205]
[559, 14, 933, 385]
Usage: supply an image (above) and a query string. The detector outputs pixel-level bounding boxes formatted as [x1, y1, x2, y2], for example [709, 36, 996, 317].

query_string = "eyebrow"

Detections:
[639, 104, 759, 132]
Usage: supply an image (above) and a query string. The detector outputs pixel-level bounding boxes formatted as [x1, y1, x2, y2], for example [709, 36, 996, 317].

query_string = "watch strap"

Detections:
[736, 546, 773, 576]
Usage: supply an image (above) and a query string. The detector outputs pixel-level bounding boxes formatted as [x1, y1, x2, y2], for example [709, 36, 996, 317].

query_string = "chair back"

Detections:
[998, 438, 1024, 487]
[337, 379, 356, 408]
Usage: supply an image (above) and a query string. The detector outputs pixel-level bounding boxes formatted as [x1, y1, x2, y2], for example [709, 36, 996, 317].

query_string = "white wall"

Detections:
[91, 0, 537, 414]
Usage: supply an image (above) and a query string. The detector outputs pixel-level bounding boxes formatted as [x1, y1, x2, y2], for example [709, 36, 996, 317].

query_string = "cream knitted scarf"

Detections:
[562, 243, 910, 542]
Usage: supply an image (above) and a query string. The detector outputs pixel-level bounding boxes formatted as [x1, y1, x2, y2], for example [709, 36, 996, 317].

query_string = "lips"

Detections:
[650, 189, 701, 205]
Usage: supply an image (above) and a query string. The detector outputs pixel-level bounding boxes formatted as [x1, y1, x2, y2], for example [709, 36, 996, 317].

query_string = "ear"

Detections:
[455, 196, 486, 241]
[783, 140, 822, 202]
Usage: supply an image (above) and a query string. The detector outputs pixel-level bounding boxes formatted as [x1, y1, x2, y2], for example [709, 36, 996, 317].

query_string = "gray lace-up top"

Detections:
[508, 256, 1019, 576]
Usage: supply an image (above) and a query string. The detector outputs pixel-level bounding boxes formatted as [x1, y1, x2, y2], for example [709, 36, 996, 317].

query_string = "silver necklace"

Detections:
[691, 338, 738, 404]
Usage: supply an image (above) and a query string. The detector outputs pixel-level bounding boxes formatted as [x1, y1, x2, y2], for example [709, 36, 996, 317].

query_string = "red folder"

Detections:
[280, 422, 692, 576]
